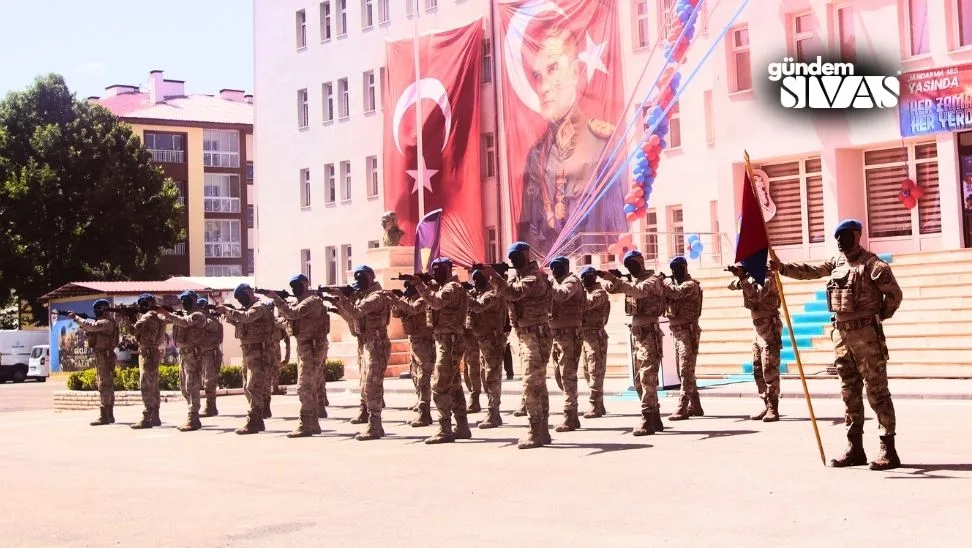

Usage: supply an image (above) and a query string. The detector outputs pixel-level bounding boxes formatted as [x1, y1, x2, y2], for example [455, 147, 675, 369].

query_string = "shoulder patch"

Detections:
[589, 118, 614, 139]
[869, 259, 892, 283]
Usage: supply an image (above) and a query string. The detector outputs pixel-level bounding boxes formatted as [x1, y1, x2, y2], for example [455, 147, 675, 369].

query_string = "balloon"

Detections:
[632, 187, 645, 198]
[673, 73, 682, 86]
[659, 139, 668, 150]
[635, 198, 645, 208]
[624, 204, 636, 213]
[648, 134, 660, 146]
[692, 240, 703, 253]
[626, 212, 638, 223]
[902, 195, 918, 209]
[687, 233, 699, 244]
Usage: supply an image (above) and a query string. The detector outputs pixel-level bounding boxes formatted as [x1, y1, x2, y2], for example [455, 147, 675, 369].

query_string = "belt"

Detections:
[297, 338, 327, 346]
[242, 342, 269, 350]
[669, 322, 696, 330]
[434, 332, 462, 340]
[631, 316, 660, 327]
[517, 324, 549, 335]
[408, 334, 434, 342]
[551, 326, 580, 336]
[832, 317, 875, 331]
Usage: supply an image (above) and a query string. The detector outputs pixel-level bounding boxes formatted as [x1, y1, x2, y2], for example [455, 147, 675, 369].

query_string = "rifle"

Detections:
[469, 263, 511, 276]
[55, 310, 89, 320]
[105, 305, 139, 320]
[317, 284, 356, 297]
[393, 273, 433, 283]
[255, 288, 292, 299]
[608, 268, 633, 281]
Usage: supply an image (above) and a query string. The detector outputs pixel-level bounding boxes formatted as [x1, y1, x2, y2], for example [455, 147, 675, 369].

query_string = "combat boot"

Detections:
[668, 396, 691, 421]
[425, 419, 455, 444]
[382, 397, 386, 409]
[263, 397, 272, 419]
[90, 406, 111, 426]
[107, 406, 115, 424]
[688, 394, 704, 417]
[869, 435, 901, 471]
[517, 420, 544, 449]
[272, 387, 287, 396]
[202, 397, 218, 418]
[349, 404, 368, 424]
[322, 388, 329, 406]
[454, 414, 472, 440]
[513, 395, 527, 417]
[830, 433, 867, 467]
[178, 411, 202, 432]
[356, 413, 383, 441]
[555, 409, 580, 432]
[310, 413, 322, 435]
[318, 405, 328, 419]
[584, 400, 605, 419]
[287, 413, 315, 438]
[632, 411, 656, 436]
[130, 409, 154, 429]
[596, 400, 607, 416]
[466, 393, 481, 413]
[539, 416, 552, 445]
[410, 403, 433, 427]
[652, 409, 665, 431]
[478, 408, 502, 429]
[235, 411, 263, 435]
[750, 398, 769, 420]
[763, 396, 780, 423]
[150, 407, 162, 427]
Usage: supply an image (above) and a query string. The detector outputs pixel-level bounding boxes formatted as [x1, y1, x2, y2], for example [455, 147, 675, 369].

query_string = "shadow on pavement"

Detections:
[546, 441, 653, 455]
[885, 463, 972, 480]
[779, 416, 853, 426]
[658, 429, 759, 440]
[575, 426, 638, 433]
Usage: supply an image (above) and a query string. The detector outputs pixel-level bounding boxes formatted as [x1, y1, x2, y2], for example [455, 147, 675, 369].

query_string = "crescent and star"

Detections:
[392, 78, 452, 194]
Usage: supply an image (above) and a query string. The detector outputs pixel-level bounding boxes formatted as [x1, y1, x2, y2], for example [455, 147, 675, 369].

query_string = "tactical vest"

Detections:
[509, 264, 552, 328]
[354, 286, 391, 335]
[742, 279, 780, 319]
[582, 289, 611, 329]
[135, 313, 166, 348]
[291, 295, 329, 341]
[827, 252, 882, 316]
[469, 290, 506, 336]
[88, 319, 119, 351]
[551, 274, 585, 327]
[202, 316, 223, 348]
[624, 276, 665, 318]
[236, 303, 276, 345]
[428, 281, 467, 333]
[665, 280, 703, 325]
[400, 298, 433, 338]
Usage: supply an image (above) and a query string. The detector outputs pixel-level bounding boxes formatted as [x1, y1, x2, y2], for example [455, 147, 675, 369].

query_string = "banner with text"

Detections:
[900, 63, 972, 137]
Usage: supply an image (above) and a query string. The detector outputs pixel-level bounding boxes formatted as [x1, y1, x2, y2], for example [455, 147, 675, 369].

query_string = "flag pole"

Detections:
[412, 4, 426, 219]
[743, 150, 826, 466]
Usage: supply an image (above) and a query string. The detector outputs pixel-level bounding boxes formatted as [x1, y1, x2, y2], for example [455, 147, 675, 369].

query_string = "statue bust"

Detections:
[381, 211, 405, 246]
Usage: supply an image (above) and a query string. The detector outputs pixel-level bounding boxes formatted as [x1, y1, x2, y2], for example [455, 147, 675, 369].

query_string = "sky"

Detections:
[0, 0, 253, 99]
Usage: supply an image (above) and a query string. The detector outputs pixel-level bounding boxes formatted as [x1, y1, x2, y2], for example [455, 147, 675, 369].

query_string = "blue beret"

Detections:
[471, 269, 484, 279]
[233, 285, 251, 299]
[289, 274, 309, 284]
[622, 250, 643, 262]
[137, 293, 155, 302]
[93, 299, 110, 309]
[353, 265, 374, 276]
[179, 290, 199, 301]
[431, 257, 452, 266]
[548, 256, 569, 268]
[196, 298, 209, 307]
[670, 256, 687, 267]
[580, 266, 596, 277]
[834, 219, 863, 236]
[507, 241, 530, 255]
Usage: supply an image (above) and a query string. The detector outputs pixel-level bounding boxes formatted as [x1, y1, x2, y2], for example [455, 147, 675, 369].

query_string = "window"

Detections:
[407, 0, 415, 17]
[144, 132, 184, 163]
[366, 155, 379, 197]
[363, 70, 376, 113]
[300, 168, 312, 208]
[703, 90, 714, 144]
[247, 249, 255, 275]
[757, 157, 824, 246]
[864, 143, 940, 238]
[425, 0, 438, 11]
[635, 1, 650, 49]
[206, 265, 243, 277]
[668, 101, 681, 148]
[791, 12, 822, 63]
[368, 240, 380, 249]
[667, 205, 683, 258]
[482, 132, 496, 178]
[296, 9, 307, 49]
[297, 88, 309, 128]
[340, 160, 352, 201]
[204, 174, 241, 213]
[247, 205, 255, 228]
[173, 181, 186, 207]
[341, 244, 353, 283]
[482, 38, 493, 84]
[320, 2, 332, 41]
[322, 82, 334, 123]
[204, 130, 241, 168]
[204, 219, 242, 258]
[246, 161, 254, 182]
[325, 246, 338, 285]
[301, 248, 312, 282]
[163, 242, 187, 256]
[644, 209, 658, 260]
[907, 0, 930, 56]
[324, 163, 337, 204]
[338, 78, 350, 119]
[659, 0, 675, 41]
[486, 227, 498, 263]
[361, 0, 374, 29]
[337, 0, 348, 36]
[834, 5, 855, 62]
[959, 0, 972, 48]
[729, 25, 751, 92]
[378, 0, 390, 24]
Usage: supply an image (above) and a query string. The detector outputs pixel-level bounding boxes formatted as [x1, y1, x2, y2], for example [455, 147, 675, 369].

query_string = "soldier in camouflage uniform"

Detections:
[159, 291, 209, 432]
[600, 251, 667, 435]
[579, 267, 610, 419]
[66, 299, 119, 426]
[728, 263, 782, 422]
[465, 269, 508, 429]
[407, 258, 472, 444]
[462, 309, 484, 415]
[771, 219, 903, 470]
[333, 266, 392, 441]
[197, 297, 223, 418]
[131, 294, 166, 429]
[263, 274, 329, 438]
[269, 315, 291, 397]
[548, 256, 585, 432]
[218, 284, 277, 435]
[390, 282, 435, 427]
[486, 242, 553, 449]
[664, 256, 705, 421]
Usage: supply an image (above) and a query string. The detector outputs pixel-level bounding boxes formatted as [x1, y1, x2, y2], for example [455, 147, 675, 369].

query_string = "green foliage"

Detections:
[218, 366, 244, 389]
[0, 74, 183, 324]
[325, 360, 344, 382]
[279, 363, 297, 386]
[67, 364, 247, 391]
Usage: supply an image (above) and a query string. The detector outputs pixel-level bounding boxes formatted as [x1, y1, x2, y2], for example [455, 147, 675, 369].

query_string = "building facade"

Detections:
[253, 0, 972, 287]
[93, 71, 256, 277]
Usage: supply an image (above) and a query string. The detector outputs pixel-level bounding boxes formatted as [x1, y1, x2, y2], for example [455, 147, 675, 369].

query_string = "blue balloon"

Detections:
[673, 73, 682, 86]
[659, 139, 668, 150]
[687, 233, 699, 243]
[624, 204, 636, 213]
[693, 240, 704, 252]
[689, 249, 701, 260]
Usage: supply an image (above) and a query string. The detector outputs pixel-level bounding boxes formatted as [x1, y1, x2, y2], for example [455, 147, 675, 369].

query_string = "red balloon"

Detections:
[632, 187, 645, 198]
[648, 134, 660, 146]
[635, 198, 646, 208]
[630, 182, 642, 191]
[626, 212, 638, 223]
[903, 195, 918, 209]
[635, 207, 648, 219]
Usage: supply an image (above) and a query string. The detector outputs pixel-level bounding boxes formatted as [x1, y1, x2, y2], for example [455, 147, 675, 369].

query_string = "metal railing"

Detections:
[204, 198, 241, 213]
[162, 243, 186, 256]
[204, 243, 242, 258]
[552, 231, 734, 269]
[149, 149, 185, 163]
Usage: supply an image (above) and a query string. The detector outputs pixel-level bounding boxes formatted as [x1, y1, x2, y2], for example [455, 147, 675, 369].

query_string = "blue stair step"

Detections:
[878, 253, 893, 263]
[742, 362, 789, 374]
[781, 335, 815, 349]
[783, 324, 826, 336]
[791, 311, 832, 324]
[804, 301, 829, 312]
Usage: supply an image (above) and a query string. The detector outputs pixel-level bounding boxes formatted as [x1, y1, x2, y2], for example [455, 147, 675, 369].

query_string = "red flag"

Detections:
[497, 0, 627, 258]
[735, 170, 771, 285]
[383, 20, 485, 266]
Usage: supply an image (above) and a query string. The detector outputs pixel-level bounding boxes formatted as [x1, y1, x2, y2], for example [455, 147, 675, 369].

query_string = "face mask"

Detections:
[432, 266, 449, 284]
[836, 231, 856, 253]
[582, 274, 597, 289]
[94, 307, 107, 318]
[236, 293, 253, 308]
[672, 265, 687, 281]
[509, 251, 527, 270]
[181, 298, 194, 311]
[623, 259, 643, 276]
[473, 275, 488, 290]
[290, 281, 305, 296]
[353, 272, 369, 289]
[137, 301, 150, 313]
[551, 263, 569, 279]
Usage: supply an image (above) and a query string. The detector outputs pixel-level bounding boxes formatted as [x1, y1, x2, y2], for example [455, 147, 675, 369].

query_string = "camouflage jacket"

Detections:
[604, 271, 666, 325]
[581, 285, 611, 330]
[133, 311, 166, 350]
[729, 276, 781, 320]
[550, 273, 585, 329]
[273, 293, 329, 342]
[415, 277, 467, 335]
[663, 276, 703, 327]
[492, 261, 552, 329]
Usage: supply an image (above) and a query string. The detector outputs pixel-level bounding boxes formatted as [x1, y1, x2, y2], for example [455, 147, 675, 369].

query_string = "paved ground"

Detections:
[1, 383, 970, 547]
[0, 377, 60, 412]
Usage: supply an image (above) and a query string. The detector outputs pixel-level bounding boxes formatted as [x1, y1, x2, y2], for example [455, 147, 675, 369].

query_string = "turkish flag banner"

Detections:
[383, 19, 485, 267]
[497, 0, 626, 259]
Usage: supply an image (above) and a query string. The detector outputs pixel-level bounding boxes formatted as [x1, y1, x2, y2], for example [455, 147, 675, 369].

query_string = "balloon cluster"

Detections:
[898, 178, 924, 209]
[625, 0, 701, 225]
[686, 233, 704, 260]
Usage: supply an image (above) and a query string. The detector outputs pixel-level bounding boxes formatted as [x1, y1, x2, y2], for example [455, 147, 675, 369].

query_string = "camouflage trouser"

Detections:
[463, 331, 483, 397]
[432, 333, 467, 422]
[581, 328, 608, 406]
[409, 336, 435, 405]
[632, 323, 664, 413]
[241, 343, 269, 414]
[296, 339, 326, 417]
[360, 334, 390, 414]
[516, 324, 552, 421]
[552, 327, 582, 414]
[94, 349, 116, 408]
[178, 348, 201, 414]
[833, 326, 896, 436]
[753, 316, 782, 401]
[671, 323, 701, 397]
[478, 330, 506, 411]
[269, 343, 282, 392]
[316, 340, 329, 413]
[198, 348, 219, 400]
[138, 347, 161, 410]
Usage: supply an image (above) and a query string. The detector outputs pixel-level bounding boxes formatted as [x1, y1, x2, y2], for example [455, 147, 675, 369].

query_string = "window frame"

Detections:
[320, 2, 332, 42]
[905, 0, 931, 57]
[338, 78, 350, 120]
[339, 160, 352, 202]
[361, 0, 374, 30]
[728, 24, 752, 93]
[204, 219, 242, 259]
[790, 11, 822, 63]
[832, 4, 856, 62]
[482, 132, 496, 179]
[324, 163, 337, 205]
[203, 129, 240, 168]
[337, 0, 348, 37]
[204, 173, 242, 213]
[363, 70, 376, 113]
[366, 155, 380, 198]
[297, 88, 310, 129]
[299, 168, 312, 209]
[296, 9, 308, 50]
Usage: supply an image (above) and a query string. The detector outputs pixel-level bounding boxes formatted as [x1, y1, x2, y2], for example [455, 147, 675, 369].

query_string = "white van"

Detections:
[0, 330, 50, 383]
[27, 345, 51, 381]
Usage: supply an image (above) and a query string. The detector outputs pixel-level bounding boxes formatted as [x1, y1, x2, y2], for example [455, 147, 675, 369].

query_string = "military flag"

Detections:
[735, 170, 771, 285]
[414, 208, 443, 273]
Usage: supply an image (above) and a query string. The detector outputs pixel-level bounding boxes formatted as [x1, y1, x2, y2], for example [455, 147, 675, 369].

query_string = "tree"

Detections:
[0, 74, 183, 324]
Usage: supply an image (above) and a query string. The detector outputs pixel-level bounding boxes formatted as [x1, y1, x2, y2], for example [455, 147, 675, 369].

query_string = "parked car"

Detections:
[27, 345, 50, 381]
[0, 330, 49, 383]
